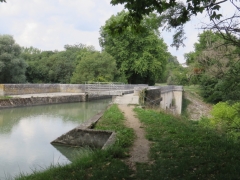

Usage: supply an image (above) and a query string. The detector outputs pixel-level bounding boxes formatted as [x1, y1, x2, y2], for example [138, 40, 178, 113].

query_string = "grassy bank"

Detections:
[134, 108, 240, 180]
[15, 104, 134, 180]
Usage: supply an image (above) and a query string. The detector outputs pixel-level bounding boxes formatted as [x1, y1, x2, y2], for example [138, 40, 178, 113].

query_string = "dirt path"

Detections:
[118, 105, 150, 170]
[184, 91, 212, 120]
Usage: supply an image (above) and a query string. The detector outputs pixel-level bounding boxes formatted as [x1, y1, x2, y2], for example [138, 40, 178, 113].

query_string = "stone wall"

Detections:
[0, 95, 86, 109]
[145, 88, 162, 107]
[0, 84, 85, 96]
[59, 84, 85, 93]
[143, 85, 183, 114]
[160, 86, 183, 114]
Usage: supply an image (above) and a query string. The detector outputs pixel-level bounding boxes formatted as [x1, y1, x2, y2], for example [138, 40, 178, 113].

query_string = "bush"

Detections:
[207, 102, 240, 140]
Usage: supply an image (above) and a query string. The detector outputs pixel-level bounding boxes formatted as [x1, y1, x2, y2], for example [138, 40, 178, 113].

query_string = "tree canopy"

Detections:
[21, 43, 96, 83]
[110, 0, 239, 48]
[71, 51, 117, 83]
[100, 11, 169, 85]
[185, 31, 240, 103]
[0, 35, 27, 83]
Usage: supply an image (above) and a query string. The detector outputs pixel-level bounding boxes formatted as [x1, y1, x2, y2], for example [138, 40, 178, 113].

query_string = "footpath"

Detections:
[113, 94, 150, 170]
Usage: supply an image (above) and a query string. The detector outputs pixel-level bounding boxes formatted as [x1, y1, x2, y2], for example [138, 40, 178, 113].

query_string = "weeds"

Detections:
[0, 96, 12, 100]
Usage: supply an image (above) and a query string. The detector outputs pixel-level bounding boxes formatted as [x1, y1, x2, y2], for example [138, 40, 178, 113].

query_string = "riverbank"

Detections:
[15, 103, 240, 180]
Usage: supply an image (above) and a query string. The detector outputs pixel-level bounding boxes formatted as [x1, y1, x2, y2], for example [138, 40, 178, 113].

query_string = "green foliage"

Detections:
[161, 55, 188, 85]
[100, 11, 169, 85]
[199, 101, 240, 141]
[0, 35, 27, 83]
[109, 0, 227, 48]
[211, 102, 240, 130]
[71, 51, 117, 83]
[185, 31, 240, 103]
[22, 43, 96, 83]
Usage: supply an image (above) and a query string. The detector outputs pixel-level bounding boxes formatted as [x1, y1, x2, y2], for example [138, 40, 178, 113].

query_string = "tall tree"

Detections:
[185, 31, 240, 103]
[100, 11, 169, 85]
[0, 35, 27, 83]
[109, 0, 239, 48]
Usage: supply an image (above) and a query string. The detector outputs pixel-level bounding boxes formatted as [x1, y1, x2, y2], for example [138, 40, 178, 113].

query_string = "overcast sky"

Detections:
[0, 0, 233, 63]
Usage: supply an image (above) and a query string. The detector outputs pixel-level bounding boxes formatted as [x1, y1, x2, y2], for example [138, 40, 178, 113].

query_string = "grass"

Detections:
[134, 107, 240, 180]
[183, 85, 201, 93]
[0, 96, 12, 99]
[181, 92, 192, 118]
[15, 104, 135, 180]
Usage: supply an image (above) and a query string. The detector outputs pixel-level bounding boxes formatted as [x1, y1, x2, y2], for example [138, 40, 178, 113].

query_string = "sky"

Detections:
[0, 0, 234, 64]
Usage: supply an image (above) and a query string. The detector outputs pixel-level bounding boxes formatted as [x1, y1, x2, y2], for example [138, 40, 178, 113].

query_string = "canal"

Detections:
[0, 99, 111, 179]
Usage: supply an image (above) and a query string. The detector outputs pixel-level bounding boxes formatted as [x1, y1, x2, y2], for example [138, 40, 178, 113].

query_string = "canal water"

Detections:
[0, 99, 111, 179]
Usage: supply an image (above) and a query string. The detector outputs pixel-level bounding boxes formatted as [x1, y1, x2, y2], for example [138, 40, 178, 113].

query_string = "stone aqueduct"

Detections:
[0, 83, 183, 114]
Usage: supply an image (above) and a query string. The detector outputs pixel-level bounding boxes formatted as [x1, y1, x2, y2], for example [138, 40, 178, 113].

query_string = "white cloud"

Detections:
[0, 0, 124, 51]
[0, 0, 235, 63]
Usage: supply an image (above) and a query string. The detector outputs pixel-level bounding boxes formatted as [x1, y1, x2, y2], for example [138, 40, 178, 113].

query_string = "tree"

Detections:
[100, 11, 169, 85]
[0, 35, 27, 83]
[163, 55, 189, 85]
[185, 31, 240, 103]
[23, 43, 95, 83]
[71, 51, 117, 83]
[109, 0, 239, 48]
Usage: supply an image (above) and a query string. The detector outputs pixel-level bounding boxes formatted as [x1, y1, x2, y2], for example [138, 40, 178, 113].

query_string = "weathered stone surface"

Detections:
[51, 110, 116, 149]
[0, 95, 86, 109]
[142, 85, 183, 114]
[52, 129, 115, 149]
[0, 84, 85, 96]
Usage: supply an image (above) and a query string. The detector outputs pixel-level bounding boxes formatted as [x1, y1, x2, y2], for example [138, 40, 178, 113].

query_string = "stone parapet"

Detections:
[0, 84, 85, 96]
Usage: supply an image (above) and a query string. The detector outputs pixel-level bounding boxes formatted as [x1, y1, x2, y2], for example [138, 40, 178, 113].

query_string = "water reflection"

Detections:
[0, 99, 111, 179]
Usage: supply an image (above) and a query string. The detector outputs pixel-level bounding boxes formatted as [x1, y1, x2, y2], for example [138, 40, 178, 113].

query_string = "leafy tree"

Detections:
[185, 31, 240, 103]
[0, 35, 27, 83]
[160, 55, 189, 85]
[100, 11, 169, 85]
[109, 0, 239, 48]
[23, 43, 95, 83]
[71, 51, 117, 83]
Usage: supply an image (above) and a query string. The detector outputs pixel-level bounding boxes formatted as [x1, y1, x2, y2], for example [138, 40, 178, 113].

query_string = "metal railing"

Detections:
[84, 82, 148, 95]
[85, 82, 125, 95]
